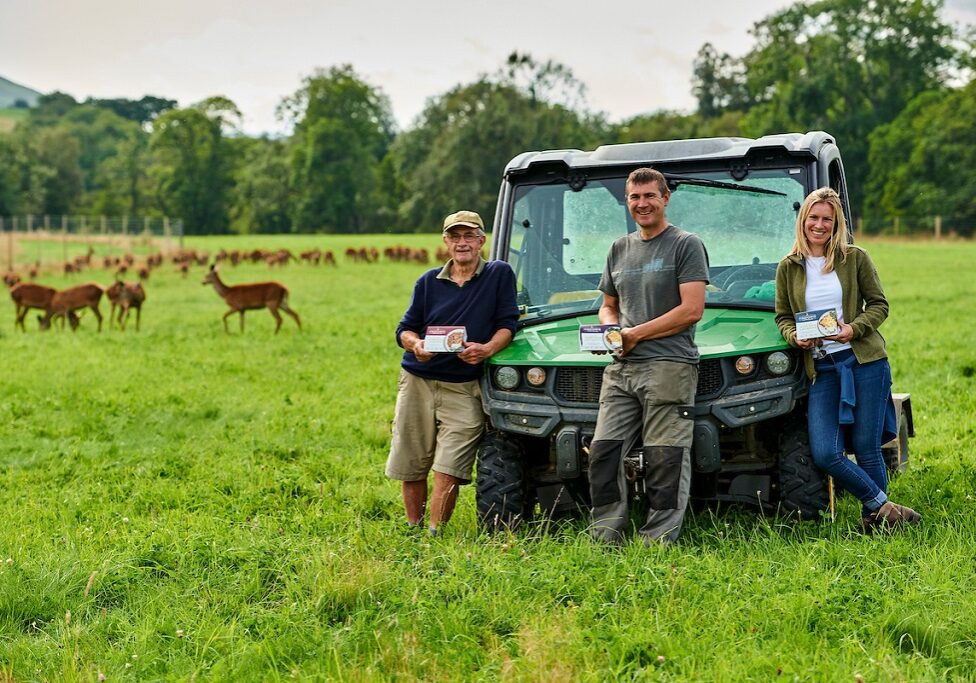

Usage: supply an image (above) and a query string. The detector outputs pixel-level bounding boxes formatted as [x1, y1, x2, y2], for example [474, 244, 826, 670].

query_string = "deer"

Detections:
[38, 283, 105, 332]
[202, 264, 300, 334]
[105, 281, 125, 329]
[116, 282, 146, 331]
[9, 282, 77, 331]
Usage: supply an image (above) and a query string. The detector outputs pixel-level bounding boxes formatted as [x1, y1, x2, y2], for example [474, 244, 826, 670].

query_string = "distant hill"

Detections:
[0, 75, 42, 108]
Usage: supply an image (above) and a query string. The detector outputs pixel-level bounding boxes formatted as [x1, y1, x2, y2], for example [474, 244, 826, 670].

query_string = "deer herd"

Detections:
[4, 242, 433, 335]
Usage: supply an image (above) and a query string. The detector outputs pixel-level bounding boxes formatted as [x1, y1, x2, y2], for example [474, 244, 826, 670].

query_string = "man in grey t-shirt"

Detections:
[588, 167, 709, 545]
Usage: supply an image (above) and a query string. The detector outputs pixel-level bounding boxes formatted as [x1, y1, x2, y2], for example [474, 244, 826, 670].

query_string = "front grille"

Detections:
[553, 359, 724, 403]
[554, 367, 604, 403]
[696, 360, 724, 398]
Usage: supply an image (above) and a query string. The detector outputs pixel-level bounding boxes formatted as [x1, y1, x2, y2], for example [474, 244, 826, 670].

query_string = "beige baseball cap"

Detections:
[442, 210, 485, 234]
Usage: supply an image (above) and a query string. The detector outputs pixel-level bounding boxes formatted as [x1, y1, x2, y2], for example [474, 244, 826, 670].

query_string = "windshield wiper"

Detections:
[519, 300, 601, 327]
[665, 174, 787, 197]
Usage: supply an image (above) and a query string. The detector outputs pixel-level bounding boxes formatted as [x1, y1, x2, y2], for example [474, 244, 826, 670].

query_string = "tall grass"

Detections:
[1, 237, 974, 681]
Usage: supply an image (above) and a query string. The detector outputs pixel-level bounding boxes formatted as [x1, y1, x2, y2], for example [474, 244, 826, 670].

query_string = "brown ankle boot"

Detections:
[863, 501, 921, 533]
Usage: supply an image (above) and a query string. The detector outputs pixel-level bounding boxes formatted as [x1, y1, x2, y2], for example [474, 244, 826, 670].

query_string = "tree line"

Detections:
[0, 0, 973, 236]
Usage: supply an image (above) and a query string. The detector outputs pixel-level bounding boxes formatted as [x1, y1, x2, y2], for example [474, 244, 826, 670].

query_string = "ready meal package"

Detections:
[794, 308, 840, 340]
[580, 324, 623, 353]
[424, 325, 467, 352]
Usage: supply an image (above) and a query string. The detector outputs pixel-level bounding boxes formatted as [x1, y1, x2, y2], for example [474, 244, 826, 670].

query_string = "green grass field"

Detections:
[1, 237, 975, 681]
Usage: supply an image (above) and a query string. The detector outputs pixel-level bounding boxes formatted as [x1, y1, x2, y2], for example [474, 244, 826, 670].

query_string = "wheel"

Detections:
[777, 420, 829, 520]
[476, 432, 532, 532]
[882, 406, 910, 474]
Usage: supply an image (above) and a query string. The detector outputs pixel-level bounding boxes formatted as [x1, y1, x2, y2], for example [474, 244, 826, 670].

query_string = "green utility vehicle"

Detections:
[476, 131, 913, 529]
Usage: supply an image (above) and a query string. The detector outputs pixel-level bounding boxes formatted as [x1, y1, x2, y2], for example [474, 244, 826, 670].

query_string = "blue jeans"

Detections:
[808, 349, 891, 516]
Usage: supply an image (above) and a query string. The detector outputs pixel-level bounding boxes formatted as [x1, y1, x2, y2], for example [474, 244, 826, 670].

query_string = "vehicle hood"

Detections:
[489, 308, 788, 366]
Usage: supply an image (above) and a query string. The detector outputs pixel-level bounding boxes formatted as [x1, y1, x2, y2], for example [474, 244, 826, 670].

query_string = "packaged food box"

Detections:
[425, 325, 467, 353]
[794, 308, 840, 340]
[580, 324, 623, 353]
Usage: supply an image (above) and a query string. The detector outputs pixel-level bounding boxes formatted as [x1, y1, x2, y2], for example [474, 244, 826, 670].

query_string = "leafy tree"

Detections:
[34, 127, 83, 215]
[388, 56, 609, 231]
[0, 133, 48, 215]
[59, 106, 144, 194]
[618, 109, 743, 144]
[497, 51, 589, 111]
[865, 78, 976, 236]
[736, 0, 959, 211]
[85, 95, 177, 125]
[148, 98, 240, 233]
[29, 91, 80, 125]
[279, 65, 395, 232]
[86, 132, 150, 216]
[230, 136, 294, 234]
[0, 135, 23, 214]
[691, 43, 752, 118]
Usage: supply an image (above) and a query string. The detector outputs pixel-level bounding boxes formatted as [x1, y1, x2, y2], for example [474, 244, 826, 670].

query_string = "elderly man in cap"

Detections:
[386, 210, 519, 535]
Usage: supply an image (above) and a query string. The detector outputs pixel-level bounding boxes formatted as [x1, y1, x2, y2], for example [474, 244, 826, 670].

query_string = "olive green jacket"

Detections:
[774, 245, 889, 380]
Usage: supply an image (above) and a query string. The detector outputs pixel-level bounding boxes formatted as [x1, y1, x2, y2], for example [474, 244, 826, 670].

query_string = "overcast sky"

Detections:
[2, 0, 974, 136]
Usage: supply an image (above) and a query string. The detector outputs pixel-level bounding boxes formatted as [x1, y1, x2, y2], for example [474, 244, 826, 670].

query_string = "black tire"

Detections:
[778, 421, 829, 520]
[882, 407, 910, 474]
[476, 432, 532, 532]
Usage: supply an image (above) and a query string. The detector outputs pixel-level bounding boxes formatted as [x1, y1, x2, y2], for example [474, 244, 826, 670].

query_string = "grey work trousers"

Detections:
[588, 358, 697, 545]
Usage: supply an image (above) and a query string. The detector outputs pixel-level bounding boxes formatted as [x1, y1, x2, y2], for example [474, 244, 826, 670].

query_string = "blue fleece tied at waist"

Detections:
[820, 352, 858, 424]
[818, 352, 899, 445]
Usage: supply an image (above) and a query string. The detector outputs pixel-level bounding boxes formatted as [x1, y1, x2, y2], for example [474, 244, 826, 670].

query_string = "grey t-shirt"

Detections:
[598, 225, 709, 362]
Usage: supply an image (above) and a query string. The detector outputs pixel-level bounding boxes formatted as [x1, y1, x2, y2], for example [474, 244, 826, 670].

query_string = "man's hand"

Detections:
[458, 341, 493, 365]
[411, 338, 435, 363]
[619, 326, 640, 356]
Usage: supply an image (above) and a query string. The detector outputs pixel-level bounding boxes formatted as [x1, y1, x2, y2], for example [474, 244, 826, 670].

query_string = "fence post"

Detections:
[934, 215, 942, 240]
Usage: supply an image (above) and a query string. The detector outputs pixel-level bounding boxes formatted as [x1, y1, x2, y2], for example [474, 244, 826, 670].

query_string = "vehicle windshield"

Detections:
[506, 169, 806, 322]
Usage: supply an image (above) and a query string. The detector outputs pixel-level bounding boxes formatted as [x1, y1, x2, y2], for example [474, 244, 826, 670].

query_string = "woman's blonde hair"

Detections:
[790, 187, 849, 272]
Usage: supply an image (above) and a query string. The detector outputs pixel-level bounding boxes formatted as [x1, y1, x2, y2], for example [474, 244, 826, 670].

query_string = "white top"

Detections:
[804, 256, 851, 355]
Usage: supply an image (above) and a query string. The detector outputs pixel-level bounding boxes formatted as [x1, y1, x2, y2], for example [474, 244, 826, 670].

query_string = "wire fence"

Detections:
[1, 215, 184, 272]
[856, 214, 974, 238]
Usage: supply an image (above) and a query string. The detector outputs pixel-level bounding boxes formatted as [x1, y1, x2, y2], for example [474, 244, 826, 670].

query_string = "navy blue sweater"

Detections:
[397, 260, 519, 382]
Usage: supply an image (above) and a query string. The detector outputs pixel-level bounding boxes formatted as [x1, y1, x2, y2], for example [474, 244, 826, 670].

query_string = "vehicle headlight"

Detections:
[525, 367, 547, 387]
[494, 366, 520, 390]
[734, 356, 756, 375]
[765, 351, 791, 375]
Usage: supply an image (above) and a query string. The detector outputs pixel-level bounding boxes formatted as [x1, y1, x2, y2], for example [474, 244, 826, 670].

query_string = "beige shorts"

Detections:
[385, 369, 485, 482]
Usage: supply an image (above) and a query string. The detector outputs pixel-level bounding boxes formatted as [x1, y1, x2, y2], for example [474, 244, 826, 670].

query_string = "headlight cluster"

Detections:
[733, 351, 792, 377]
[493, 366, 547, 390]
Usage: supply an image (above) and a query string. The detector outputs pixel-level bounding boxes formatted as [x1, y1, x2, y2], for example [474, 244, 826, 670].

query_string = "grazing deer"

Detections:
[117, 282, 146, 331]
[106, 281, 124, 329]
[38, 283, 105, 331]
[202, 265, 300, 334]
[10, 282, 61, 331]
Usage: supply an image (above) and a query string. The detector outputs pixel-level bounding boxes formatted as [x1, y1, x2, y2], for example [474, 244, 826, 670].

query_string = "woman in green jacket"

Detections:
[775, 187, 920, 533]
